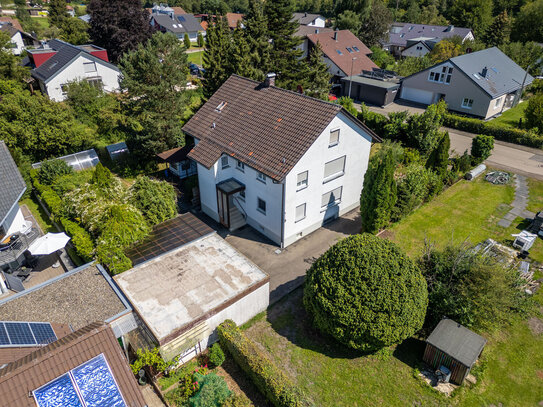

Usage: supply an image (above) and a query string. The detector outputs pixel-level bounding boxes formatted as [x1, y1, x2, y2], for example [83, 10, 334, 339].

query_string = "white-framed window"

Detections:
[257, 198, 266, 215]
[428, 66, 453, 84]
[494, 97, 502, 109]
[239, 190, 245, 201]
[87, 78, 103, 89]
[461, 98, 474, 109]
[257, 172, 267, 184]
[329, 129, 339, 147]
[236, 160, 245, 172]
[221, 156, 229, 169]
[323, 156, 346, 183]
[83, 61, 97, 73]
[416, 46, 422, 50]
[295, 203, 306, 222]
[321, 186, 342, 208]
[297, 171, 308, 191]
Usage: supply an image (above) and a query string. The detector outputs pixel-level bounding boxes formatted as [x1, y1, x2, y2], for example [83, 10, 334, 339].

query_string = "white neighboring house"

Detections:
[400, 37, 441, 58]
[28, 40, 120, 102]
[183, 74, 380, 248]
[0, 22, 38, 55]
[0, 142, 28, 241]
[292, 12, 325, 28]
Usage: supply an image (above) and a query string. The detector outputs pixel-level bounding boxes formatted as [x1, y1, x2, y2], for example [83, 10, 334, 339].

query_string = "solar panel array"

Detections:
[125, 213, 213, 266]
[0, 321, 57, 347]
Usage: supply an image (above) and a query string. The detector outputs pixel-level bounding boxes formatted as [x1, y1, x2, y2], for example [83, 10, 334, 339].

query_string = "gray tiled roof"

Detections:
[0, 141, 26, 226]
[183, 75, 380, 181]
[152, 13, 203, 34]
[31, 39, 118, 82]
[449, 47, 534, 98]
[426, 319, 487, 367]
[386, 23, 473, 48]
[292, 12, 323, 25]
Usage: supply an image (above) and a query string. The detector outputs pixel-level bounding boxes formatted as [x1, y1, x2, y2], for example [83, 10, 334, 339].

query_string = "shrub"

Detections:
[167, 370, 200, 406]
[222, 393, 254, 407]
[404, 101, 447, 154]
[524, 93, 543, 131]
[130, 347, 177, 376]
[452, 150, 473, 173]
[217, 320, 310, 407]
[38, 159, 73, 185]
[50, 169, 93, 195]
[419, 242, 533, 331]
[393, 164, 440, 221]
[304, 234, 428, 352]
[91, 163, 115, 189]
[209, 343, 225, 367]
[189, 372, 231, 407]
[60, 218, 94, 262]
[96, 239, 132, 275]
[443, 113, 543, 148]
[184, 32, 191, 49]
[197, 32, 204, 47]
[129, 176, 177, 226]
[425, 132, 450, 178]
[40, 188, 63, 215]
[471, 134, 495, 162]
[99, 204, 151, 247]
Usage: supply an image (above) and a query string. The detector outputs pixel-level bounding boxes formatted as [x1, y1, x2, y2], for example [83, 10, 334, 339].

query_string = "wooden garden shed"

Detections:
[423, 319, 487, 385]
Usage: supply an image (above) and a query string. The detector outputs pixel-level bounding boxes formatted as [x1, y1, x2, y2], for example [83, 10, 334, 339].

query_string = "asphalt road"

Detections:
[362, 102, 543, 180]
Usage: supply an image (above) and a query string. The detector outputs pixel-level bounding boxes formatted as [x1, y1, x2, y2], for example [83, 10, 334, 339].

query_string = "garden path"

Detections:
[498, 174, 535, 227]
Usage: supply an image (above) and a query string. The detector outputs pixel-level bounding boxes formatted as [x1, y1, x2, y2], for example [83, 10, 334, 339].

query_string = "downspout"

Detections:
[280, 180, 286, 248]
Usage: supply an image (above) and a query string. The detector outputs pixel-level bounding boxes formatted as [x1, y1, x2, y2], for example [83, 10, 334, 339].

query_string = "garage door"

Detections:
[401, 87, 434, 105]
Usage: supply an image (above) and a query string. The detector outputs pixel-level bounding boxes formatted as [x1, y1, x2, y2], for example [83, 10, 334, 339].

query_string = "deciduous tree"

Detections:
[525, 93, 543, 131]
[358, 0, 392, 48]
[304, 234, 428, 352]
[447, 0, 493, 37]
[511, 0, 543, 43]
[88, 0, 153, 62]
[0, 32, 29, 81]
[60, 18, 90, 45]
[429, 40, 462, 63]
[48, 0, 69, 28]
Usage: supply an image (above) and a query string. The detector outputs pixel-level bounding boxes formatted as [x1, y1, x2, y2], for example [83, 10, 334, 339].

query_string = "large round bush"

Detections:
[303, 234, 428, 352]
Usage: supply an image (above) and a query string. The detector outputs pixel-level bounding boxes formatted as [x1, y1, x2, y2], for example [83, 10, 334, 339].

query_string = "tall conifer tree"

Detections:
[244, 0, 270, 80]
[49, 0, 69, 28]
[203, 16, 232, 98]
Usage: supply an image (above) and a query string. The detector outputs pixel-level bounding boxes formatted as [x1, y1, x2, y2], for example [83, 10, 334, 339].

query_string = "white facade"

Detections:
[307, 16, 325, 27]
[401, 42, 431, 58]
[196, 111, 373, 247]
[2, 204, 26, 236]
[39, 54, 120, 102]
[8, 31, 25, 55]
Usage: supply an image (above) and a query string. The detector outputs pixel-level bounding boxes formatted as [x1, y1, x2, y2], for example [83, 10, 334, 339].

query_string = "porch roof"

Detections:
[156, 144, 194, 164]
[217, 178, 245, 195]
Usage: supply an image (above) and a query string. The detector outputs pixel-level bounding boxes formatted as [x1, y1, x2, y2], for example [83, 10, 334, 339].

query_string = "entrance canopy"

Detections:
[217, 178, 245, 195]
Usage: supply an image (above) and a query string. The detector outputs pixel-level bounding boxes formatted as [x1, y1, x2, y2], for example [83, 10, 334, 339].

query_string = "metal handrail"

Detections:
[232, 196, 247, 220]
[0, 228, 40, 266]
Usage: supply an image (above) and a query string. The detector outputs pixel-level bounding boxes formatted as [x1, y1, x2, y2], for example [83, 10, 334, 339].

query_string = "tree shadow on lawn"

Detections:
[266, 287, 382, 361]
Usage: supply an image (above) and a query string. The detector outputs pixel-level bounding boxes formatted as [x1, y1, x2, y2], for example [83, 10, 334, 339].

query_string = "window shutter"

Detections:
[321, 186, 342, 207]
[295, 204, 306, 221]
[324, 156, 346, 178]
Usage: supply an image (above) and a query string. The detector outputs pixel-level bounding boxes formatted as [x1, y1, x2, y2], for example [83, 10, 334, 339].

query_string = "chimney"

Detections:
[304, 12, 307, 17]
[481, 66, 488, 78]
[264, 72, 276, 87]
[333, 30, 338, 41]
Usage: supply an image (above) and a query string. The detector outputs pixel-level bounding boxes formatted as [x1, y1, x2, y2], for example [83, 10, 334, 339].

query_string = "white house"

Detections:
[28, 40, 120, 102]
[0, 21, 39, 55]
[150, 10, 205, 43]
[292, 12, 325, 28]
[400, 37, 441, 58]
[0, 142, 28, 241]
[182, 74, 380, 248]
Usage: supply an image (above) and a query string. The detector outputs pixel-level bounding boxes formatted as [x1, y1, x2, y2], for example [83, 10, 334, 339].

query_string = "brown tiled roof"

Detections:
[307, 30, 378, 76]
[200, 20, 209, 30]
[157, 144, 194, 164]
[0, 322, 146, 406]
[295, 25, 333, 37]
[226, 12, 243, 29]
[0, 17, 23, 32]
[184, 75, 379, 181]
[172, 6, 186, 14]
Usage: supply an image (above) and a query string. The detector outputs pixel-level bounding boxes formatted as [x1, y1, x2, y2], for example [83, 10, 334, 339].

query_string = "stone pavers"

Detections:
[498, 175, 535, 228]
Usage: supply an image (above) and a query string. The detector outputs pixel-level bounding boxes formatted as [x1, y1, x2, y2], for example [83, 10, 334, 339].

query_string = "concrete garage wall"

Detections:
[174, 282, 270, 363]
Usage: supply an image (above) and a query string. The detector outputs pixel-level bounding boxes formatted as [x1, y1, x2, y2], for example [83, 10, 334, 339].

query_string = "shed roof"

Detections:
[0, 263, 130, 330]
[0, 141, 26, 227]
[426, 319, 487, 368]
[0, 322, 146, 406]
[115, 233, 268, 344]
[183, 75, 379, 181]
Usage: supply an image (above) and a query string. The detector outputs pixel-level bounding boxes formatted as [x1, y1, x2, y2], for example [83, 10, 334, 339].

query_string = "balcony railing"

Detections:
[0, 229, 40, 268]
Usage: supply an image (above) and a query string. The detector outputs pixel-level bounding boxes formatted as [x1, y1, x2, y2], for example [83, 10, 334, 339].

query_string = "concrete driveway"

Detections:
[222, 209, 362, 304]
[362, 101, 543, 180]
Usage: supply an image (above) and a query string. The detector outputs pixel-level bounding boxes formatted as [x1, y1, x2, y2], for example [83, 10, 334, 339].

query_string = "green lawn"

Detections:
[490, 102, 527, 128]
[20, 196, 56, 234]
[187, 50, 203, 65]
[528, 178, 543, 214]
[30, 16, 50, 29]
[243, 174, 543, 407]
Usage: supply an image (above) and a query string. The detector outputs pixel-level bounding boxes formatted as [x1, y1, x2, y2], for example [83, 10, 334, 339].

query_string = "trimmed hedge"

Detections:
[217, 320, 311, 407]
[443, 113, 543, 148]
[60, 218, 95, 262]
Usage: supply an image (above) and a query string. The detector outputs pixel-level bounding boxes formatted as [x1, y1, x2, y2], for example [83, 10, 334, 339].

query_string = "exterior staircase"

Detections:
[229, 198, 247, 231]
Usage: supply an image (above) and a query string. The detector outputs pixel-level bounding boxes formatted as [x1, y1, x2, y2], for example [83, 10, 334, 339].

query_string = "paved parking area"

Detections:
[222, 209, 361, 304]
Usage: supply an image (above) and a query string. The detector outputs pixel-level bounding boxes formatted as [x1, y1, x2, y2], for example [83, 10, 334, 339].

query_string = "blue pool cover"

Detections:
[34, 354, 126, 407]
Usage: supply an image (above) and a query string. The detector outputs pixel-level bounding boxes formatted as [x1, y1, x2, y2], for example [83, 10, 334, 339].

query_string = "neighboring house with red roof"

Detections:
[182, 74, 380, 247]
[307, 30, 378, 82]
